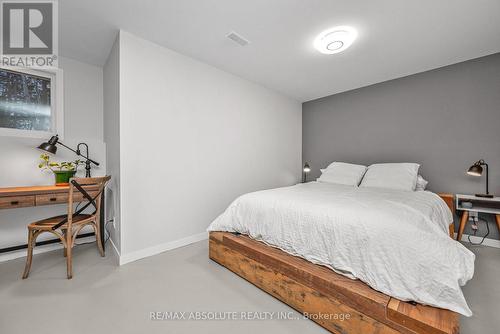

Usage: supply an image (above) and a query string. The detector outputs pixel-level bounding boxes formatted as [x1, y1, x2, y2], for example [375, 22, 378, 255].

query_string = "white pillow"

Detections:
[317, 162, 367, 186]
[415, 175, 428, 191]
[359, 163, 420, 191]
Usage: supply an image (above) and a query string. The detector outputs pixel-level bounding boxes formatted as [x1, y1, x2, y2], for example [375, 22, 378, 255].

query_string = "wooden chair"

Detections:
[22, 176, 111, 279]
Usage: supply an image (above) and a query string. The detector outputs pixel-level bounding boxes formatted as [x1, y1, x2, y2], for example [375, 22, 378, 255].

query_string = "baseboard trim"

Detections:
[0, 235, 96, 263]
[108, 238, 121, 265]
[455, 233, 500, 248]
[118, 231, 208, 266]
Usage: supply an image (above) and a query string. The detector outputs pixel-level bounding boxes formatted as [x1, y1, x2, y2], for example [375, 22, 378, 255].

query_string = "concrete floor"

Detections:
[0, 240, 498, 334]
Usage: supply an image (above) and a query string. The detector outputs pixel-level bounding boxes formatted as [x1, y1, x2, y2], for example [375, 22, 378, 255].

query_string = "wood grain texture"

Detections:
[210, 237, 399, 334]
[387, 299, 459, 334]
[222, 233, 390, 323]
[0, 184, 99, 211]
[496, 215, 500, 237]
[457, 211, 469, 242]
[438, 193, 454, 213]
[448, 223, 455, 238]
[438, 194, 455, 239]
[209, 232, 460, 334]
[0, 195, 35, 209]
[0, 184, 99, 197]
[35, 191, 99, 206]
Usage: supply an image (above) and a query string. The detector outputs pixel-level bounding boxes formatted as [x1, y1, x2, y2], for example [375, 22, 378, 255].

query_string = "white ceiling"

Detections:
[60, 0, 500, 102]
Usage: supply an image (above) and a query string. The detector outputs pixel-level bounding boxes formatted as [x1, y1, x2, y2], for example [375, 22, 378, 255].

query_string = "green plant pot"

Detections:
[53, 170, 77, 186]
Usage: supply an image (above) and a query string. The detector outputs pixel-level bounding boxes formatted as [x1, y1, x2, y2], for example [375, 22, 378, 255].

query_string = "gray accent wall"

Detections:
[303, 53, 500, 239]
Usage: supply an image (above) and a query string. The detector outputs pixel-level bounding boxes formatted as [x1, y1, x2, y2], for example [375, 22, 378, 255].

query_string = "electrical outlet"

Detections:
[469, 211, 478, 220]
[112, 216, 116, 229]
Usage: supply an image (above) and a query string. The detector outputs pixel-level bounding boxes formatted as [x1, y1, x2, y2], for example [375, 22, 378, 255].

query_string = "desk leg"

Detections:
[100, 191, 105, 253]
[457, 211, 469, 241]
[496, 215, 500, 238]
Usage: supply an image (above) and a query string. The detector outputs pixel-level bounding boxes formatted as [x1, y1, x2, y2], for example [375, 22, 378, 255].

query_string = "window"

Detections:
[0, 66, 63, 138]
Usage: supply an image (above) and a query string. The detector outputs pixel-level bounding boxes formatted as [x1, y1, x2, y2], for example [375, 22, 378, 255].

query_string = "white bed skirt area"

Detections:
[208, 182, 475, 316]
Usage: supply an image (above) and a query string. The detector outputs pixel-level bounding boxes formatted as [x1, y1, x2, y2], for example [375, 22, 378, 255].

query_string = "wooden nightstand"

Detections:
[455, 194, 500, 241]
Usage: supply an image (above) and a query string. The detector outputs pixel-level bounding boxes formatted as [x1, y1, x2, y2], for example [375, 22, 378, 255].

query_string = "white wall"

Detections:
[0, 57, 105, 260]
[103, 36, 122, 253]
[117, 31, 301, 262]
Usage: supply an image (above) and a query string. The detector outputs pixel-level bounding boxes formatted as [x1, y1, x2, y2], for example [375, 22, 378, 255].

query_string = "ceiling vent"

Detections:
[226, 31, 250, 46]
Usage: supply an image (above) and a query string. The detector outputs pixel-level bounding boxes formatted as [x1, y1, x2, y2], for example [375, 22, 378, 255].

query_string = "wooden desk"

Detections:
[0, 185, 105, 254]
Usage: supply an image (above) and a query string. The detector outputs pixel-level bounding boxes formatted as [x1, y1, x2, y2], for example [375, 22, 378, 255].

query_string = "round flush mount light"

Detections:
[314, 26, 358, 55]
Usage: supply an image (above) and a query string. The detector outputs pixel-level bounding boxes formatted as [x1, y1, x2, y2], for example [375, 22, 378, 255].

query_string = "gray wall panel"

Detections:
[303, 53, 500, 239]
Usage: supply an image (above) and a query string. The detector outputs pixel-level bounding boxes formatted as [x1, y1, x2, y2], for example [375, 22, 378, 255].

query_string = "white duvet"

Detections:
[208, 182, 475, 316]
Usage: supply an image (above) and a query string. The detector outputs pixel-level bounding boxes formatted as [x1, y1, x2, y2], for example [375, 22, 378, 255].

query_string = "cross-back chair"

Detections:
[22, 175, 111, 279]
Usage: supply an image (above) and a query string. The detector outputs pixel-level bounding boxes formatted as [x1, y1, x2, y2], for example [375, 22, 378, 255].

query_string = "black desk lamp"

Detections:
[467, 159, 493, 198]
[302, 162, 311, 183]
[37, 135, 99, 177]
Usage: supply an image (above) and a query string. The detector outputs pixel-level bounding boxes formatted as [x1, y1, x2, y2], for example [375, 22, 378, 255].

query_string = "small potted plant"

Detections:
[38, 154, 83, 186]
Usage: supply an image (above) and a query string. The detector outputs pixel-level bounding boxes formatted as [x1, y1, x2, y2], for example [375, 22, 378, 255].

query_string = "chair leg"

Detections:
[66, 230, 73, 279]
[66, 245, 73, 279]
[94, 222, 105, 257]
[22, 230, 35, 279]
[62, 230, 67, 257]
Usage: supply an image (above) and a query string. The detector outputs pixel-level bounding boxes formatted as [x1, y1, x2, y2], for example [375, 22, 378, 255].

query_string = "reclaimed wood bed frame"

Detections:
[209, 193, 459, 334]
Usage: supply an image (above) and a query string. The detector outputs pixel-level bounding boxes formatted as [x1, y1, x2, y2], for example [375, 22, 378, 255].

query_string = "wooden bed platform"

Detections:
[209, 194, 459, 334]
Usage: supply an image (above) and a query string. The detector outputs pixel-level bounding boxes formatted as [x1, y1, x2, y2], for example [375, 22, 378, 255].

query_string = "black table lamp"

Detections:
[37, 135, 100, 177]
[302, 162, 311, 183]
[467, 159, 493, 198]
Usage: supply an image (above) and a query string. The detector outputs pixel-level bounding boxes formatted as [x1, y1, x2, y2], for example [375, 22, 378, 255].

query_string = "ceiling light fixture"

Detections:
[314, 26, 357, 55]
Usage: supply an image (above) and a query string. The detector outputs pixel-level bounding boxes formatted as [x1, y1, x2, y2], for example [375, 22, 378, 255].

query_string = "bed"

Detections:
[208, 182, 475, 334]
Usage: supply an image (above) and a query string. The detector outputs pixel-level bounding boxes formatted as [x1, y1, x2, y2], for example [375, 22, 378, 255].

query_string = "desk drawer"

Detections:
[35, 192, 99, 206]
[0, 195, 35, 209]
[36, 193, 68, 206]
